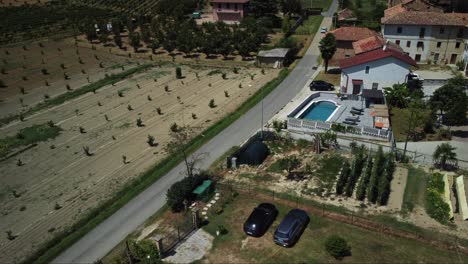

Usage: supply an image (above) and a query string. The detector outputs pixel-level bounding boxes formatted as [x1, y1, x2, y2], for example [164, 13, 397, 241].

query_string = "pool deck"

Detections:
[317, 93, 374, 128]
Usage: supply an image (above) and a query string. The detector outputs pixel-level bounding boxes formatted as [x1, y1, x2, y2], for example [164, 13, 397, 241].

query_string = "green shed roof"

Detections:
[193, 180, 212, 195]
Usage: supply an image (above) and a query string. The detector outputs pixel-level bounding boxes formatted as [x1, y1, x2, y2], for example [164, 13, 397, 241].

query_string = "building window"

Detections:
[415, 54, 421, 62]
[457, 28, 464, 38]
[434, 53, 439, 62]
[437, 42, 441, 48]
[372, 83, 378, 90]
[226, 3, 230, 8]
[419, 27, 425, 38]
[440, 27, 445, 34]
[417, 41, 424, 49]
[395, 40, 400, 46]
[406, 41, 411, 48]
[234, 3, 238, 11]
[397, 27, 402, 33]
[456, 42, 461, 49]
[365, 66, 370, 74]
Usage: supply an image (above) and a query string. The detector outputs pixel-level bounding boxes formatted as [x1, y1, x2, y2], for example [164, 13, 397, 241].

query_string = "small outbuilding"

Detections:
[256, 48, 291, 68]
[237, 141, 269, 166]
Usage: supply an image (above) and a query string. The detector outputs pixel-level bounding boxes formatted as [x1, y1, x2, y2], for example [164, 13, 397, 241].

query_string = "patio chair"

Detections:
[352, 107, 364, 112]
[350, 110, 363, 115]
[345, 116, 360, 122]
[343, 120, 357, 125]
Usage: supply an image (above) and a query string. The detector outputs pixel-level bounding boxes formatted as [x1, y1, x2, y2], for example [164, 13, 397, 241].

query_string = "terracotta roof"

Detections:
[337, 8, 356, 21]
[328, 27, 378, 42]
[384, 4, 407, 18]
[382, 11, 468, 26]
[352, 35, 404, 54]
[339, 47, 417, 69]
[210, 0, 249, 3]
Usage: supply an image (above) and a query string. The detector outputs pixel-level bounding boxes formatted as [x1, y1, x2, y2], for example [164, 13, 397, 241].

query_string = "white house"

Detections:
[339, 45, 417, 95]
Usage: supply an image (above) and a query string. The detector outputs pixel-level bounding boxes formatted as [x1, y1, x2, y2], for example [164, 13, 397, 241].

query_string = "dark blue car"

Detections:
[273, 209, 309, 247]
[243, 203, 278, 237]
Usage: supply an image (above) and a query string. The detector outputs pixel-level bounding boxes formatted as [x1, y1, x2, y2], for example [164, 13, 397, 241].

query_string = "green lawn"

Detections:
[389, 107, 432, 142]
[295, 16, 324, 35]
[313, 154, 345, 191]
[203, 193, 459, 263]
[402, 166, 428, 213]
[0, 123, 62, 158]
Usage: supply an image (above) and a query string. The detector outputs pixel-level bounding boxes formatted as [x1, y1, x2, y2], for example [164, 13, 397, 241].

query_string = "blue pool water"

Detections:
[299, 101, 337, 121]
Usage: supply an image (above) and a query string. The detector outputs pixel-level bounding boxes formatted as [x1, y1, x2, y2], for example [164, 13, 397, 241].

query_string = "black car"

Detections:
[243, 203, 278, 237]
[273, 209, 309, 247]
[309, 80, 334, 91]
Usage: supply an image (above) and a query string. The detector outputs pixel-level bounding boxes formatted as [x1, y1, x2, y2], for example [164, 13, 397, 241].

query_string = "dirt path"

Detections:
[387, 166, 408, 211]
[0, 63, 278, 262]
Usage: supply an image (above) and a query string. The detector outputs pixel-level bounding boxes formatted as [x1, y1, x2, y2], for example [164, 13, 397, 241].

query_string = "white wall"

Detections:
[383, 24, 433, 62]
[340, 57, 411, 94]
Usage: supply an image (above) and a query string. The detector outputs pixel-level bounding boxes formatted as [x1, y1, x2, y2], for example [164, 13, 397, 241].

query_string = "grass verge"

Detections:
[0, 123, 62, 158]
[0, 64, 153, 126]
[27, 68, 290, 264]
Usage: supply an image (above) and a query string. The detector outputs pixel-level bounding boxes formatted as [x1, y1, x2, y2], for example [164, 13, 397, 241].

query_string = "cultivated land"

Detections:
[0, 38, 135, 120]
[0, 38, 278, 261]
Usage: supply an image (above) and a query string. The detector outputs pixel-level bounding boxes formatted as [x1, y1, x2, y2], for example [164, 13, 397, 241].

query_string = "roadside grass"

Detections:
[28, 69, 290, 264]
[0, 123, 62, 158]
[314, 70, 341, 86]
[401, 166, 428, 213]
[203, 192, 459, 263]
[295, 16, 324, 35]
[0, 64, 153, 126]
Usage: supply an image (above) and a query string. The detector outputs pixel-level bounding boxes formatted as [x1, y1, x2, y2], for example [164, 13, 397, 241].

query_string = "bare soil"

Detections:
[0, 38, 133, 119]
[0, 43, 278, 262]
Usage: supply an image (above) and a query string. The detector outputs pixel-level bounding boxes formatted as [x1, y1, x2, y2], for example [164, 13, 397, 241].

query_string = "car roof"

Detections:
[246, 206, 270, 224]
[276, 214, 298, 234]
[258, 203, 276, 211]
[288, 209, 309, 221]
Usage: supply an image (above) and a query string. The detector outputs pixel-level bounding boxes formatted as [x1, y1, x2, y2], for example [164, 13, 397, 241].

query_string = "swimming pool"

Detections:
[298, 101, 338, 121]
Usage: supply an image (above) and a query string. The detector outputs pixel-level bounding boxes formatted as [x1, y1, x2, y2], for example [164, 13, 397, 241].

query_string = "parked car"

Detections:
[309, 80, 334, 91]
[320, 27, 328, 33]
[274, 209, 309, 247]
[243, 203, 278, 237]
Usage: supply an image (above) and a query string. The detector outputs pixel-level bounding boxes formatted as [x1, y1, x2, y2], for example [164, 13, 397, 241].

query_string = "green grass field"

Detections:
[389, 107, 432, 142]
[402, 166, 428, 213]
[203, 193, 460, 263]
[0, 123, 62, 158]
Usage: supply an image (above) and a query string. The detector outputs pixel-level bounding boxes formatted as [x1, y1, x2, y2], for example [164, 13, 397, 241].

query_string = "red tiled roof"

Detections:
[337, 8, 356, 21]
[328, 27, 378, 42]
[353, 35, 386, 54]
[384, 4, 407, 18]
[382, 11, 468, 26]
[340, 47, 417, 69]
[211, 0, 249, 3]
[352, 35, 404, 54]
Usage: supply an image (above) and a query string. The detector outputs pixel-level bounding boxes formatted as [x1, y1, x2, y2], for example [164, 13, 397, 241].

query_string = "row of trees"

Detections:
[86, 16, 271, 59]
[337, 146, 395, 206]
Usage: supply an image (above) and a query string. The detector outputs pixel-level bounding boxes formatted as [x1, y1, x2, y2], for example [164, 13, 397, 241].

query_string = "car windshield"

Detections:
[276, 231, 288, 238]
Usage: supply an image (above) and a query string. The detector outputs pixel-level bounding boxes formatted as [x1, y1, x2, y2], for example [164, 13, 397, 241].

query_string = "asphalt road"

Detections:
[53, 3, 337, 263]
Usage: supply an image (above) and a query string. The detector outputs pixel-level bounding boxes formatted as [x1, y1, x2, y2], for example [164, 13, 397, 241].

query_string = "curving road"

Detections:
[53, 2, 338, 263]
